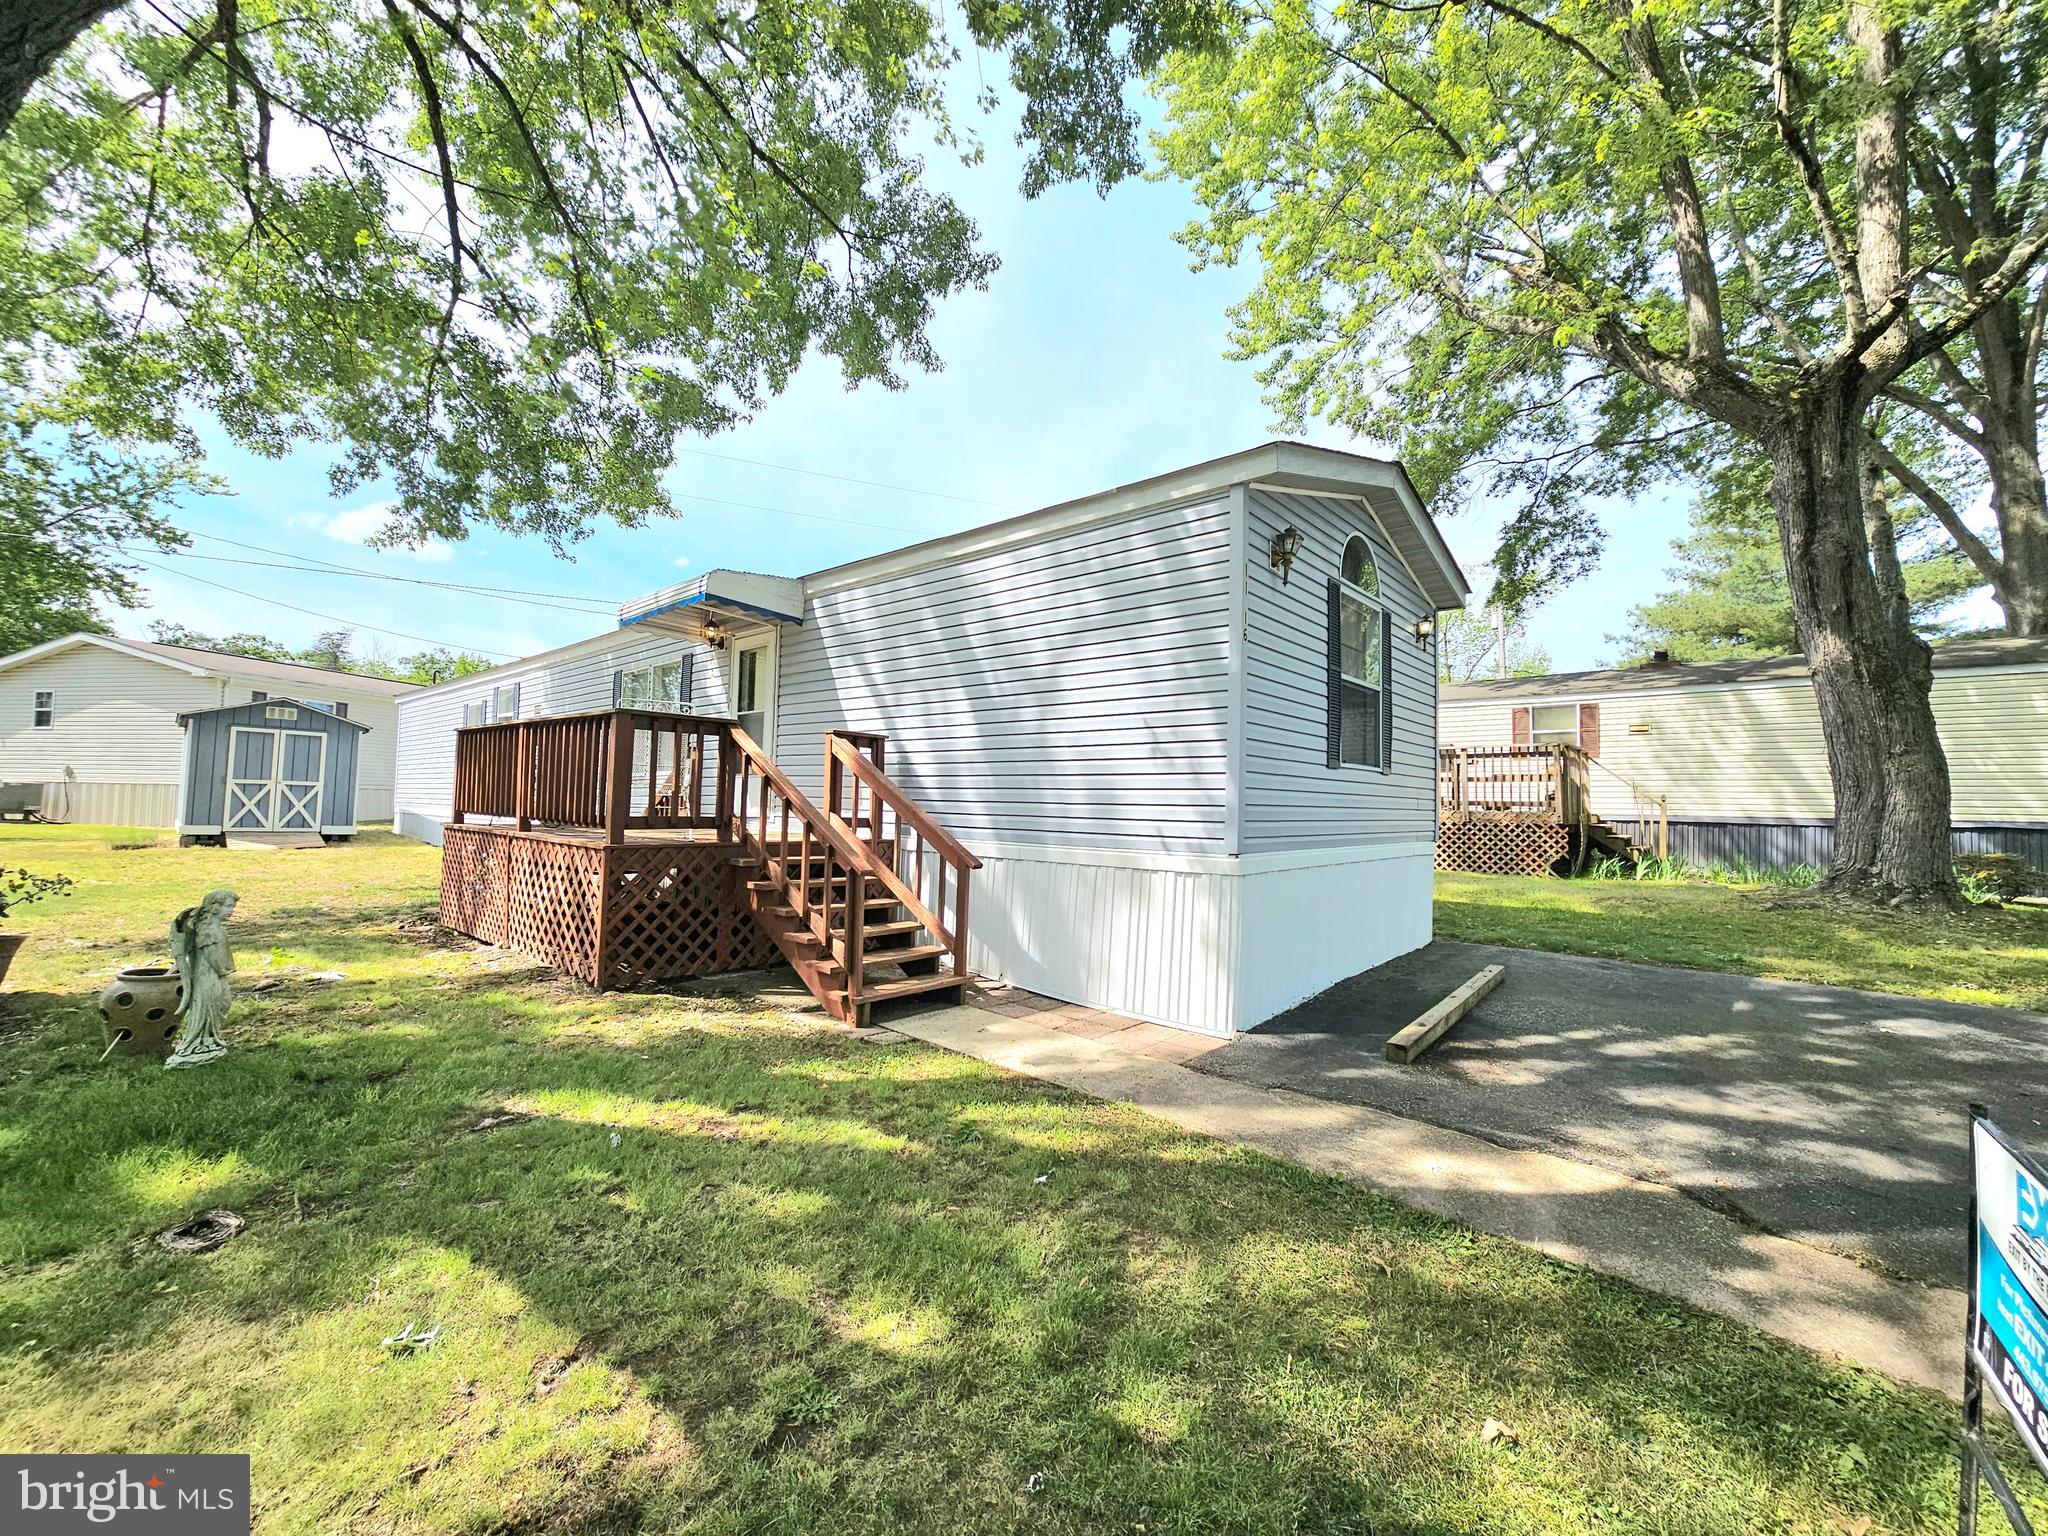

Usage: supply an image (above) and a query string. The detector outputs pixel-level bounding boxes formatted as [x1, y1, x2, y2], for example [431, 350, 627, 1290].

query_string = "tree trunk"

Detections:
[0, 0, 120, 140]
[1768, 384, 1962, 905]
[1976, 307, 2048, 634]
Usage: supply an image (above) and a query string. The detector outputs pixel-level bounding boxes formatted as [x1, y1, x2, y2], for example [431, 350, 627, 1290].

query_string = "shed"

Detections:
[175, 697, 370, 844]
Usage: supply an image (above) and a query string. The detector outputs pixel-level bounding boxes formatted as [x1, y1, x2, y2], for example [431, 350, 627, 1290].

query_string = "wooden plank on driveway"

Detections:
[1385, 965, 1506, 1064]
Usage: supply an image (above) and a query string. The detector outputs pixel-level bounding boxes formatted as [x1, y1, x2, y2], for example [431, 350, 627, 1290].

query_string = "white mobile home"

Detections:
[1439, 639, 2048, 869]
[0, 634, 413, 827]
[395, 443, 1470, 1035]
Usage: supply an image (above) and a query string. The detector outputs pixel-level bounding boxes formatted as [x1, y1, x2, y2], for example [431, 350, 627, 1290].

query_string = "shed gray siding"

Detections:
[774, 495, 1237, 852]
[1241, 488, 1438, 852]
[181, 699, 367, 831]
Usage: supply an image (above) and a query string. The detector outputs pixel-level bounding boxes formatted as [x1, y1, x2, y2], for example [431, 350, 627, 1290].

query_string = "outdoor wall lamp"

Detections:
[703, 617, 728, 651]
[1268, 524, 1303, 584]
[1414, 615, 1436, 646]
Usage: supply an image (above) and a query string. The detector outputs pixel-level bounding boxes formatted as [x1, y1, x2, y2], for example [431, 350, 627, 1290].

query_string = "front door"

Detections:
[227, 727, 325, 830]
[734, 636, 776, 755]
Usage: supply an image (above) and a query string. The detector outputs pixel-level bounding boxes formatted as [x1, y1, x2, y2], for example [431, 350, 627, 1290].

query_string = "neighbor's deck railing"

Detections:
[1438, 744, 1592, 825]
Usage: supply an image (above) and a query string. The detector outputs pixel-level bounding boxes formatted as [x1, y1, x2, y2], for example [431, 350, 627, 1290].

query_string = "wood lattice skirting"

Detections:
[440, 826, 779, 987]
[1435, 819, 1571, 876]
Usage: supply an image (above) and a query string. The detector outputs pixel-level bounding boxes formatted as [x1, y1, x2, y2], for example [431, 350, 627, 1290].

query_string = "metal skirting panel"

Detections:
[37, 781, 179, 827]
[1608, 817, 2048, 871]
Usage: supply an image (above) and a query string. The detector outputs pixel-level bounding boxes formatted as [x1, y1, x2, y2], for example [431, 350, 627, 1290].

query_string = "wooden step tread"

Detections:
[835, 921, 925, 946]
[861, 943, 946, 971]
[858, 973, 968, 1004]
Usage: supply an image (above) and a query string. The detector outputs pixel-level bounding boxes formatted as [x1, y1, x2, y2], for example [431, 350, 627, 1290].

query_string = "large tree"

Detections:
[1, 0, 1216, 557]
[1157, 0, 2048, 904]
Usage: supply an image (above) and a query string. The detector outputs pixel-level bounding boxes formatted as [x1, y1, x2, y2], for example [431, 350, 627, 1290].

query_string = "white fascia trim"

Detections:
[177, 823, 223, 834]
[319, 824, 357, 835]
[0, 631, 213, 677]
[968, 837, 1436, 877]
[1224, 482, 1249, 858]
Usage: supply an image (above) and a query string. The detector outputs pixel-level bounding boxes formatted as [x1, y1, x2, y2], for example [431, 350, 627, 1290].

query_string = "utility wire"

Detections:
[183, 528, 623, 608]
[674, 445, 1027, 510]
[147, 545, 619, 616]
[125, 555, 521, 658]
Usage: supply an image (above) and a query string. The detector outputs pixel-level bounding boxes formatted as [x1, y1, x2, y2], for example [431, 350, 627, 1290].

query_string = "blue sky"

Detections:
[128, 91, 1702, 674]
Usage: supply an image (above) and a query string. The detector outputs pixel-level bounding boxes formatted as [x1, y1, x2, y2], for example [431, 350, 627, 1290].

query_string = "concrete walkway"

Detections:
[889, 1002, 1965, 1397]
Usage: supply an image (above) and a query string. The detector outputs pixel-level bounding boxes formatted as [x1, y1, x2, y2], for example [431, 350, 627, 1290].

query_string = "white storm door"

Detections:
[227, 728, 279, 829]
[734, 636, 777, 756]
[274, 731, 326, 830]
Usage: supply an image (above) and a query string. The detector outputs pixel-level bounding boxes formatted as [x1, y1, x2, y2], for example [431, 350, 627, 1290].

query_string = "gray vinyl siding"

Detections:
[392, 630, 726, 836]
[1241, 488, 1438, 852]
[774, 496, 1236, 852]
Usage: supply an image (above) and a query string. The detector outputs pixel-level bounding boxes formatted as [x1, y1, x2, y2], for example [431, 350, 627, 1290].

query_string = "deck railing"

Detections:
[726, 725, 881, 982]
[452, 709, 734, 839]
[1438, 744, 1592, 824]
[825, 730, 980, 981]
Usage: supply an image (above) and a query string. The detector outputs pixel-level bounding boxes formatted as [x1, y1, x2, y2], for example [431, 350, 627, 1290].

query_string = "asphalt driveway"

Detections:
[1195, 939, 2048, 1285]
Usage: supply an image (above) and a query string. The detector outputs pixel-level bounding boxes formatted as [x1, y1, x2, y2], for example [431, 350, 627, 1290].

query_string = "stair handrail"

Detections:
[724, 726, 878, 982]
[1580, 752, 1670, 859]
[825, 732, 980, 980]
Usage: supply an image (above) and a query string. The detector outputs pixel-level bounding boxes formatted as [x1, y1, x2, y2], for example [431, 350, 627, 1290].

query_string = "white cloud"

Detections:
[672, 554, 692, 569]
[319, 502, 454, 563]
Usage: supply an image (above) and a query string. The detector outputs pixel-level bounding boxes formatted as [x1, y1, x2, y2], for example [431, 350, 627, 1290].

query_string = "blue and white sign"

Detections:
[1972, 1117, 2048, 1480]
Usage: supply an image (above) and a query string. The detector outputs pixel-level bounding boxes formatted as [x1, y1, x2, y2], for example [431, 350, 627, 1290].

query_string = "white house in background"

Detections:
[0, 633, 413, 827]
[1439, 638, 2048, 869]
[394, 442, 1471, 1036]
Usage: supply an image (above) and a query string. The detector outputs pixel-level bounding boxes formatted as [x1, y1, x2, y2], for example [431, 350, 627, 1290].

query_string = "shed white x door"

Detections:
[227, 727, 325, 831]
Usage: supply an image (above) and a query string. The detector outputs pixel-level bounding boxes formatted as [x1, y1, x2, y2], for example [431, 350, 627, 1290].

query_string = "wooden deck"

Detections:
[1436, 745, 1667, 875]
[436, 710, 980, 1020]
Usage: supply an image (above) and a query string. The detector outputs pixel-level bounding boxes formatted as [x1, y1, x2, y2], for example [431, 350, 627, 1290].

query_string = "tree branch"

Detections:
[1864, 432, 2007, 591]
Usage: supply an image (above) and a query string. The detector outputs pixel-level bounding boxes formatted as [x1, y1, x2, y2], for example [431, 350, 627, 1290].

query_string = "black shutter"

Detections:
[611, 669, 622, 707]
[1326, 578, 1342, 769]
[1380, 607, 1394, 774]
[681, 654, 694, 709]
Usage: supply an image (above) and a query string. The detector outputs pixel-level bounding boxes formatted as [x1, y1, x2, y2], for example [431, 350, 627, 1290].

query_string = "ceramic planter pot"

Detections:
[0, 933, 21, 988]
[98, 965, 184, 1056]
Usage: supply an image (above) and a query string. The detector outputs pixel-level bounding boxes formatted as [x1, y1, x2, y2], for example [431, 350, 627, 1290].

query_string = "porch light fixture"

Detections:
[703, 617, 728, 651]
[1267, 524, 1303, 584]
[1413, 615, 1436, 646]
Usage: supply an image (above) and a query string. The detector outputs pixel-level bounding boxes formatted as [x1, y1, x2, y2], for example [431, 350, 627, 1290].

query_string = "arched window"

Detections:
[1329, 532, 1388, 769]
[1341, 535, 1379, 595]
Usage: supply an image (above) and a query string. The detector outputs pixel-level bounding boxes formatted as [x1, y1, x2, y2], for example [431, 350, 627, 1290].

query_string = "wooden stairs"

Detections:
[727, 727, 980, 1027]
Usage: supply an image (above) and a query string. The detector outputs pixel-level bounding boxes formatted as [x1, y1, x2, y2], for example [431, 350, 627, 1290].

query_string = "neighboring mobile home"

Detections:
[0, 634, 412, 826]
[1439, 638, 2048, 869]
[394, 442, 1471, 1036]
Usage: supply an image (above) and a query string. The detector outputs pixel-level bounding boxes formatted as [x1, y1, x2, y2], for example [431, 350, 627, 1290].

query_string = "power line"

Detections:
[669, 489, 935, 534]
[673, 445, 1027, 510]
[184, 528, 624, 609]
[125, 556, 522, 658]
[150, 544, 619, 616]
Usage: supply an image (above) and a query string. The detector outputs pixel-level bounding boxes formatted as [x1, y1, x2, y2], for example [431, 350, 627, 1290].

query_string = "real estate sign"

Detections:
[1972, 1114, 2048, 1480]
[1965, 1111, 2048, 1534]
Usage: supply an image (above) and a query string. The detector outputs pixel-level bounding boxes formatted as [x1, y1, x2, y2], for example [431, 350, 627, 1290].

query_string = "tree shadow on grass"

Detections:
[0, 997, 2009, 1536]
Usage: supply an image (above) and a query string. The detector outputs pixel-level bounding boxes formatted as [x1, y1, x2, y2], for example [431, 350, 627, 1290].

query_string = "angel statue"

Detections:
[166, 888, 238, 1070]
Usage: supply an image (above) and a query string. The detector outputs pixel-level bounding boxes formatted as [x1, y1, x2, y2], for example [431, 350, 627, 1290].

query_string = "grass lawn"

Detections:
[1436, 870, 2048, 1012]
[1, 824, 2037, 1534]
